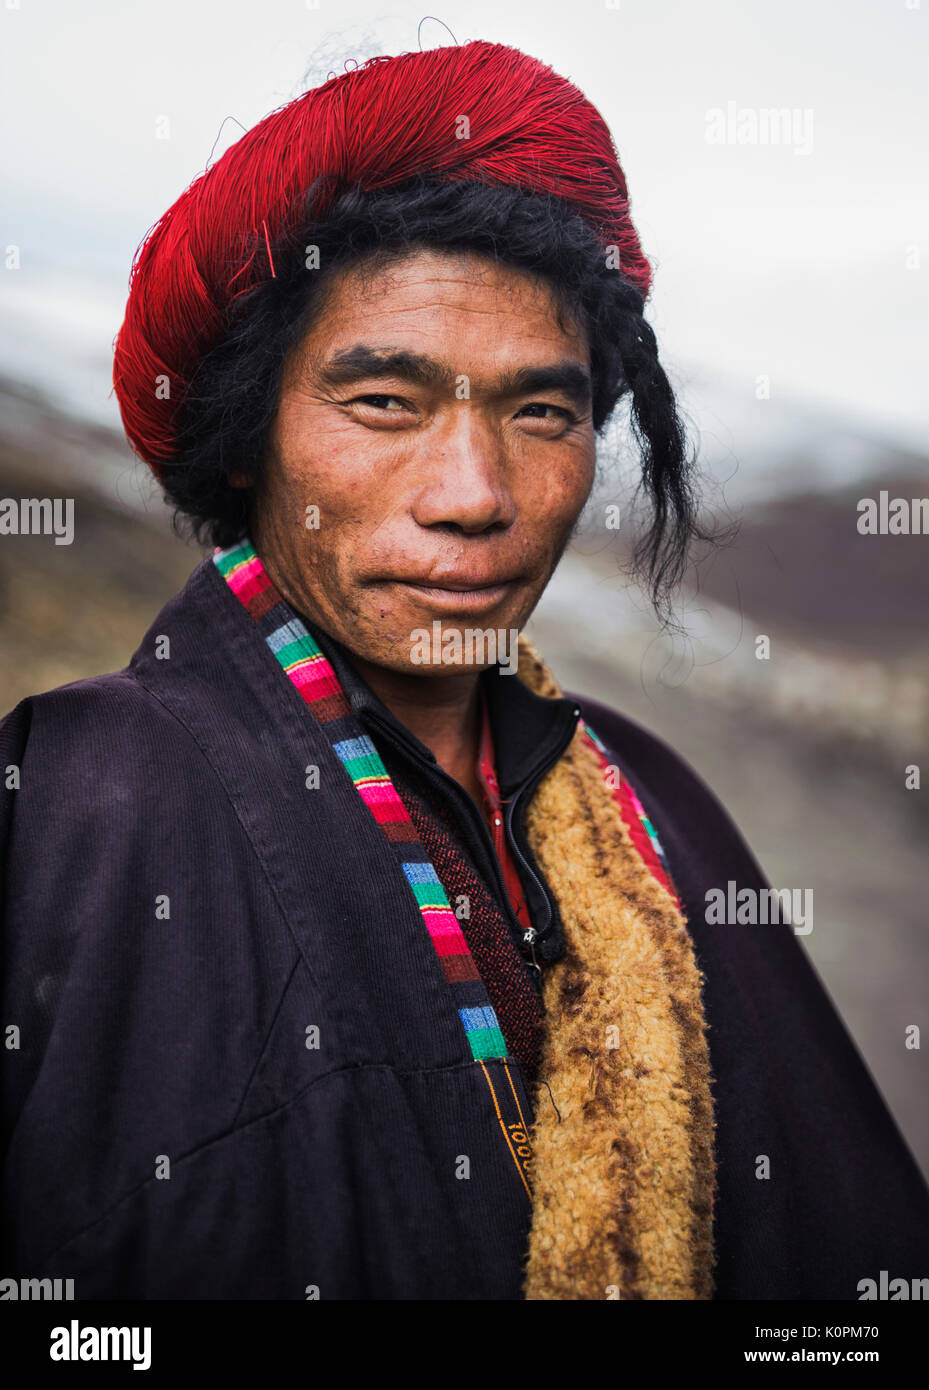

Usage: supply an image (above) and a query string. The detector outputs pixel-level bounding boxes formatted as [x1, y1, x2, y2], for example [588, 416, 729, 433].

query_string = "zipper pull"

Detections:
[522, 926, 542, 978]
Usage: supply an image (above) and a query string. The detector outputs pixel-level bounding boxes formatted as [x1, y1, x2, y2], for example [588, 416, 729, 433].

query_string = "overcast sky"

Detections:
[2, 0, 927, 456]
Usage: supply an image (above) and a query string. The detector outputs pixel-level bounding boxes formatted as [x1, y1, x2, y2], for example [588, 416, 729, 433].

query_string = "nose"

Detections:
[409, 411, 517, 535]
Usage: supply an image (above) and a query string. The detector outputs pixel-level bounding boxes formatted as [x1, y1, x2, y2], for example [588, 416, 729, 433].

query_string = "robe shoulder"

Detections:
[572, 691, 929, 1293]
[0, 667, 296, 1271]
[1, 668, 210, 780]
[0, 670, 224, 856]
[0, 671, 255, 1087]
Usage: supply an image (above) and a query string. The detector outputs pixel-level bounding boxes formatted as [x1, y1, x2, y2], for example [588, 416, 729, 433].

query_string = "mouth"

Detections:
[385, 577, 520, 614]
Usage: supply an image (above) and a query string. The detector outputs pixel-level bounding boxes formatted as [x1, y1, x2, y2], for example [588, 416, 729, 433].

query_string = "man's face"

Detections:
[253, 246, 596, 674]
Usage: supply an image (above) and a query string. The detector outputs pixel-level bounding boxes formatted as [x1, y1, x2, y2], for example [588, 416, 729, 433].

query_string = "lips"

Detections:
[384, 575, 520, 613]
[389, 572, 522, 591]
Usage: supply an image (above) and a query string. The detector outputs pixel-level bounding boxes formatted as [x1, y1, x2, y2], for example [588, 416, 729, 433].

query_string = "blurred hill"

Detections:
[0, 377, 207, 709]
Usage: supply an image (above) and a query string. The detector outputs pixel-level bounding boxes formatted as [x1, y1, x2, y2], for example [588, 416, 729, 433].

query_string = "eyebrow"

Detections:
[317, 346, 592, 408]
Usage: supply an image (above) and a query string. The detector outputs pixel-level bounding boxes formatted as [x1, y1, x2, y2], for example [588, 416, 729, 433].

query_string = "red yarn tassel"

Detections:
[261, 220, 276, 279]
[113, 40, 651, 473]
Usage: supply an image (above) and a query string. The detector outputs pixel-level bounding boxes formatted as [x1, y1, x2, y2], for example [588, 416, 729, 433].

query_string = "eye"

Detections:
[515, 403, 576, 422]
[352, 394, 409, 411]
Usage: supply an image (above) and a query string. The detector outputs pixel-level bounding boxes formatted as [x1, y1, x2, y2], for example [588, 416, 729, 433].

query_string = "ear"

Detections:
[228, 472, 254, 489]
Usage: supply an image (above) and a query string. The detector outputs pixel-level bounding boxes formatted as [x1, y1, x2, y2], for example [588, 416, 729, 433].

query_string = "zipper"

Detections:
[501, 705, 582, 951]
[522, 925, 542, 979]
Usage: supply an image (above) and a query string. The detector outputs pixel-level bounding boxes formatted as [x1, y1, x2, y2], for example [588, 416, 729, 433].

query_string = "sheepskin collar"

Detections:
[516, 637, 716, 1300]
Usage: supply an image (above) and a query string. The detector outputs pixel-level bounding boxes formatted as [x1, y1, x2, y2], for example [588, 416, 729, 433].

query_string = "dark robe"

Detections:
[1, 555, 927, 1299]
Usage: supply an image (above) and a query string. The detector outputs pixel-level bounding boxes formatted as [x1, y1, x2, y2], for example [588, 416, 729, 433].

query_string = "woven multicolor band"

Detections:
[213, 537, 681, 1061]
[214, 538, 508, 1061]
[583, 722, 680, 907]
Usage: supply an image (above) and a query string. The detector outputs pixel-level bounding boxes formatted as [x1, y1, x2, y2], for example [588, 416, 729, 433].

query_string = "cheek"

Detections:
[268, 443, 377, 532]
[270, 402, 385, 499]
[522, 454, 595, 527]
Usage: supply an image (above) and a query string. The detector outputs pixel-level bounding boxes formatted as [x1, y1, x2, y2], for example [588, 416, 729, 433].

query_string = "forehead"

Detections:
[297, 246, 588, 362]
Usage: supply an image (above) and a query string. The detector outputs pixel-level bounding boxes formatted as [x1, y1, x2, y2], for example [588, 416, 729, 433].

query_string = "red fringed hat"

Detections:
[112, 40, 651, 477]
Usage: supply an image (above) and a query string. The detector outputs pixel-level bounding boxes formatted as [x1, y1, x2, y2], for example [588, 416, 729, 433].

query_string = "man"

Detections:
[2, 41, 927, 1301]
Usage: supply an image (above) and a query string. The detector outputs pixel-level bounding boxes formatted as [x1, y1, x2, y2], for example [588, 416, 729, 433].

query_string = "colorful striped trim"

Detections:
[583, 721, 681, 908]
[213, 538, 508, 1062]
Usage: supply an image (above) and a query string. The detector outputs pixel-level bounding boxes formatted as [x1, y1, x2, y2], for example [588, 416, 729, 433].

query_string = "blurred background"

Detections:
[2, 0, 927, 1178]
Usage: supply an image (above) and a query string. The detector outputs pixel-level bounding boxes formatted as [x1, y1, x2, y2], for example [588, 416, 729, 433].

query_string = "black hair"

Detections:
[168, 174, 708, 617]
